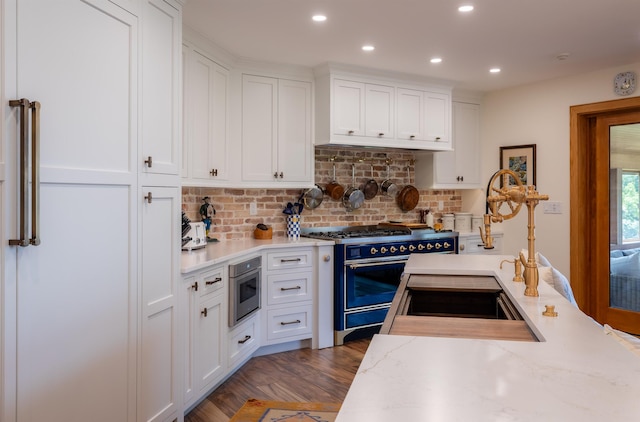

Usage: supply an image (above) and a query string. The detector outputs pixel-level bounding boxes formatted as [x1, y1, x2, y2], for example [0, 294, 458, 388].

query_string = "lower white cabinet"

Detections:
[182, 264, 228, 409]
[228, 313, 260, 370]
[458, 232, 503, 255]
[262, 248, 314, 345]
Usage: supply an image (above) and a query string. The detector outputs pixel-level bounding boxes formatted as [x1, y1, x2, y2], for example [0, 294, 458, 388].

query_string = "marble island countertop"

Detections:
[181, 236, 334, 273]
[336, 254, 640, 421]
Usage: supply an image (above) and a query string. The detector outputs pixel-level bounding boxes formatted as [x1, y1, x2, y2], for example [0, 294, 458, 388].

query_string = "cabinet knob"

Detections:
[273, 172, 278, 179]
[279, 172, 284, 179]
[192, 281, 198, 291]
[323, 255, 331, 262]
[460, 244, 465, 251]
[409, 135, 415, 139]
[347, 130, 354, 135]
[378, 132, 384, 137]
[144, 156, 153, 168]
[201, 308, 208, 317]
[435, 136, 441, 141]
[210, 168, 218, 176]
[144, 192, 152, 204]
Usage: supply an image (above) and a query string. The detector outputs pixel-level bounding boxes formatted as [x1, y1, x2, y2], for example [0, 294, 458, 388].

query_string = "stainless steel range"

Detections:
[301, 225, 458, 345]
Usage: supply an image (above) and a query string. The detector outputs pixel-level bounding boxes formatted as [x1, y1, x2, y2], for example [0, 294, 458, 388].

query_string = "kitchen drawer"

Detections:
[228, 314, 259, 367]
[459, 233, 503, 255]
[267, 271, 312, 306]
[266, 249, 313, 271]
[199, 266, 226, 297]
[266, 305, 312, 341]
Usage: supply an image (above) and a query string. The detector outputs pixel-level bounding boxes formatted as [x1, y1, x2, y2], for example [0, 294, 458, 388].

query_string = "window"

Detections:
[622, 171, 640, 243]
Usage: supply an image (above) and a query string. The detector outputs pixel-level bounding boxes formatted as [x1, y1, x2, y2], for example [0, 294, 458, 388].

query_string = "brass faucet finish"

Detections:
[480, 169, 549, 297]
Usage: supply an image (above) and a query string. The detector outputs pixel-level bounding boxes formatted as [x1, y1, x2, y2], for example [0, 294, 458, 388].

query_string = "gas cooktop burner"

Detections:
[300, 225, 451, 244]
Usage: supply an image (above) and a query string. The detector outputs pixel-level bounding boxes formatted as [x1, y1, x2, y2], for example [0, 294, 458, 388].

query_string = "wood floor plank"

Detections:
[185, 338, 369, 421]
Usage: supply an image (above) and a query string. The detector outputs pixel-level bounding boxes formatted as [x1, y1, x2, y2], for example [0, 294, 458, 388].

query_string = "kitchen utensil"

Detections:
[380, 162, 398, 197]
[301, 185, 324, 209]
[360, 162, 379, 200]
[397, 165, 420, 212]
[325, 161, 345, 200]
[343, 163, 365, 211]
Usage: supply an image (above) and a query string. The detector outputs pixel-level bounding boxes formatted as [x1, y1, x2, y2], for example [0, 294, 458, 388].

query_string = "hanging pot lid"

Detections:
[302, 185, 324, 209]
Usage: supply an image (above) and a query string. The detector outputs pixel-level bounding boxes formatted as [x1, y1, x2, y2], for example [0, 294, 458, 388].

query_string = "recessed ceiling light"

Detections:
[430, 57, 443, 64]
[312, 15, 327, 22]
[489, 68, 501, 73]
[458, 5, 474, 12]
[362, 45, 375, 52]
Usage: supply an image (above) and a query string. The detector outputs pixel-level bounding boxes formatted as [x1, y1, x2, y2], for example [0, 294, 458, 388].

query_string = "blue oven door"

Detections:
[344, 260, 407, 310]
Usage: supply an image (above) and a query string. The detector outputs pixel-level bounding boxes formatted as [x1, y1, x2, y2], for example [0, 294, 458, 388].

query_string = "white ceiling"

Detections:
[183, 0, 640, 93]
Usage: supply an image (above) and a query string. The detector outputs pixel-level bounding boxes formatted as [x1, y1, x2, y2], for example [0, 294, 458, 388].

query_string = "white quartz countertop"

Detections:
[336, 254, 640, 421]
[181, 237, 334, 273]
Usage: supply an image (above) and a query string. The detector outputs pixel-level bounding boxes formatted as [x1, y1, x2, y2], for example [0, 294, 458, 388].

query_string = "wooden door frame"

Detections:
[570, 96, 640, 321]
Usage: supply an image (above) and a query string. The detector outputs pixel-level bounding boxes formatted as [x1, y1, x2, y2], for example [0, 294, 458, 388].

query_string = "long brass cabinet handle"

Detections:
[9, 99, 41, 247]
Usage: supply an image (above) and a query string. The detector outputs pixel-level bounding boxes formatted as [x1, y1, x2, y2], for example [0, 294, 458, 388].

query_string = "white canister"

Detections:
[442, 214, 455, 231]
[471, 215, 484, 232]
[454, 212, 472, 232]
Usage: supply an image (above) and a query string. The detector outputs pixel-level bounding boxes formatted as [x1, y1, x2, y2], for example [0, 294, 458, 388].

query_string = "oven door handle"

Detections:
[347, 260, 408, 270]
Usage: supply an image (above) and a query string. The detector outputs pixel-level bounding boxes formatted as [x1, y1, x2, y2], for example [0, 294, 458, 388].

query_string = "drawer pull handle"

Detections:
[280, 286, 301, 291]
[280, 258, 302, 263]
[206, 277, 222, 285]
[280, 319, 301, 326]
[238, 335, 251, 344]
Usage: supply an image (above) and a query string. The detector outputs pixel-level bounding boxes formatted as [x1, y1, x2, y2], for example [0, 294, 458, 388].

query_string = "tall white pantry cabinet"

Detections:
[1, 1, 183, 422]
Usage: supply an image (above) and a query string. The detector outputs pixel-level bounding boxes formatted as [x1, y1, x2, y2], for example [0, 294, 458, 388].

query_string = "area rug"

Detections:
[230, 398, 340, 422]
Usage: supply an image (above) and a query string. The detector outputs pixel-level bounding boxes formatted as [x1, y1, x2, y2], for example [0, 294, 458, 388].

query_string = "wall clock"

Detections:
[614, 71, 636, 96]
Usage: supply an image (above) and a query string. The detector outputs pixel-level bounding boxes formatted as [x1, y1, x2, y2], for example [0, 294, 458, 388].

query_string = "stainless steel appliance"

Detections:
[229, 256, 262, 327]
[301, 225, 458, 344]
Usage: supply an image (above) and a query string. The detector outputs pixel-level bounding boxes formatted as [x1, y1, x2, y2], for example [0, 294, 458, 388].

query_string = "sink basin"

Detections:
[380, 274, 539, 342]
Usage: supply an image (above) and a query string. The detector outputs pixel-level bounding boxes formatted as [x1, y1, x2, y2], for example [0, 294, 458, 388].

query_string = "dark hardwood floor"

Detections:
[185, 338, 370, 422]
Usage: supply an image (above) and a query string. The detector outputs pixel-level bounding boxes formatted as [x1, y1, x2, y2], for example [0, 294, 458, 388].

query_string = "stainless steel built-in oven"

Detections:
[229, 256, 261, 327]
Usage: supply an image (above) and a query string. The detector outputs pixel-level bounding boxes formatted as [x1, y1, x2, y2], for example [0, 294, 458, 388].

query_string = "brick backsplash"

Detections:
[182, 146, 462, 240]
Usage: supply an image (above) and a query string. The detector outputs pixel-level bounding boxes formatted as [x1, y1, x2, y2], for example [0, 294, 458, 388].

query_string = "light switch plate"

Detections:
[543, 201, 562, 214]
[250, 202, 257, 215]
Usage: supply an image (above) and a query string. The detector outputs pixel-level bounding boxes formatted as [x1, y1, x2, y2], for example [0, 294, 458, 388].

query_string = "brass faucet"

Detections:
[480, 170, 549, 297]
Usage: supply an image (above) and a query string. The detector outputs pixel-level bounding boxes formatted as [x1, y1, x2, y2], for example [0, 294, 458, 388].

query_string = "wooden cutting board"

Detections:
[379, 222, 431, 229]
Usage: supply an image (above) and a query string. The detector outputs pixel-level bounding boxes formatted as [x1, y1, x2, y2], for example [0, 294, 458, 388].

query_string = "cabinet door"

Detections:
[333, 79, 365, 136]
[454, 102, 481, 186]
[278, 79, 312, 183]
[242, 75, 278, 182]
[365, 83, 394, 139]
[189, 50, 229, 182]
[182, 276, 197, 407]
[141, 0, 181, 176]
[424, 91, 451, 146]
[9, 2, 137, 421]
[196, 293, 226, 392]
[140, 186, 181, 422]
[397, 88, 424, 141]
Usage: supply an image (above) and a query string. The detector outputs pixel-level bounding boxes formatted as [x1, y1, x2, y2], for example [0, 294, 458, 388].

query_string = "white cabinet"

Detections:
[181, 264, 228, 409]
[3, 2, 139, 421]
[415, 101, 482, 189]
[228, 313, 260, 370]
[458, 232, 503, 255]
[241, 74, 313, 186]
[262, 248, 314, 345]
[140, 186, 181, 422]
[182, 44, 230, 185]
[315, 70, 451, 150]
[396, 88, 451, 148]
[333, 79, 394, 140]
[140, 0, 182, 178]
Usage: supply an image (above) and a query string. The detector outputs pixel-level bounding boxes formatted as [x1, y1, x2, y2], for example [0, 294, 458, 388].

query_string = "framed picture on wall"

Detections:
[500, 144, 537, 186]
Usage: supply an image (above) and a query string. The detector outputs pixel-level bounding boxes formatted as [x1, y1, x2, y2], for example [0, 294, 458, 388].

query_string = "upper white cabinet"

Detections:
[415, 101, 482, 189]
[241, 74, 313, 187]
[141, 0, 182, 179]
[333, 79, 394, 140]
[182, 44, 230, 185]
[315, 69, 452, 150]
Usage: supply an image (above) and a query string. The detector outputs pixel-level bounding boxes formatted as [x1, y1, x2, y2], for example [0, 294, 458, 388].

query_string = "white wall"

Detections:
[462, 62, 640, 278]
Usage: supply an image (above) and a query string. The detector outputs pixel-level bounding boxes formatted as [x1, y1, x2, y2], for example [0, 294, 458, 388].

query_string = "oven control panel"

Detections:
[345, 237, 457, 260]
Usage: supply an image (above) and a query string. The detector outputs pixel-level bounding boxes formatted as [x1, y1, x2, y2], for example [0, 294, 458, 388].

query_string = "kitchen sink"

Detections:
[380, 274, 539, 342]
